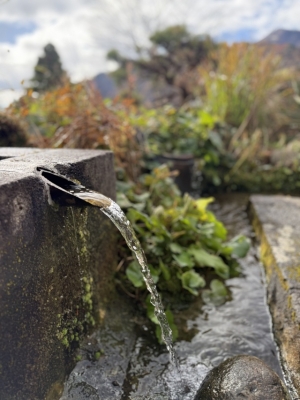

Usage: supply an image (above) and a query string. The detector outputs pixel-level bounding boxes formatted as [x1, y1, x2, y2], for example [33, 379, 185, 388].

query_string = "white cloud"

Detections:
[0, 0, 300, 107]
[0, 89, 23, 109]
[0, 0, 96, 21]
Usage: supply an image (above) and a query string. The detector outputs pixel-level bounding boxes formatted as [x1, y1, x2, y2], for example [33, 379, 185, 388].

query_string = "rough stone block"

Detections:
[250, 195, 300, 397]
[0, 147, 43, 160]
[0, 149, 117, 400]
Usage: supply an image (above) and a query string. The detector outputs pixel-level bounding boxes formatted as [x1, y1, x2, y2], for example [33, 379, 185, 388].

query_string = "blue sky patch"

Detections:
[0, 21, 37, 44]
[216, 28, 257, 43]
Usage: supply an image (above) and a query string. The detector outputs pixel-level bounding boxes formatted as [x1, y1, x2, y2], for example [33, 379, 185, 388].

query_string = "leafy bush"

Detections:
[116, 165, 250, 340]
[140, 106, 216, 155]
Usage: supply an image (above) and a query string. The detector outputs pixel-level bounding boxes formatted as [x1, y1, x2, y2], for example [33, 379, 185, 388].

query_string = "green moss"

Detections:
[287, 265, 300, 282]
[81, 275, 95, 326]
[251, 208, 289, 291]
[61, 337, 69, 347]
[54, 209, 97, 348]
[94, 351, 103, 361]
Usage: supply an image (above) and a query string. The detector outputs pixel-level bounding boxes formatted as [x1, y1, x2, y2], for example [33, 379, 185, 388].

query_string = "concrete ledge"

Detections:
[0, 149, 117, 399]
[0, 147, 43, 160]
[250, 195, 300, 396]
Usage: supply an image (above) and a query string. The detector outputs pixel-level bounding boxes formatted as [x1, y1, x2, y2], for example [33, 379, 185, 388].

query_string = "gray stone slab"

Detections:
[0, 146, 42, 160]
[0, 149, 118, 400]
[250, 195, 300, 397]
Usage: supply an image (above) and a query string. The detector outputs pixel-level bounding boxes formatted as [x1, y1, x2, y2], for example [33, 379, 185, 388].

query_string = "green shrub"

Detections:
[116, 165, 250, 341]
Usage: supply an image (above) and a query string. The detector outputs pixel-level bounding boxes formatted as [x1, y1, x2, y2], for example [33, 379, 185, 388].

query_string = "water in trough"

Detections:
[56, 187, 284, 399]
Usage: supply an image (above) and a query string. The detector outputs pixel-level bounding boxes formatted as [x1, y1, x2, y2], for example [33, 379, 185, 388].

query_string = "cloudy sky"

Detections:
[0, 0, 299, 108]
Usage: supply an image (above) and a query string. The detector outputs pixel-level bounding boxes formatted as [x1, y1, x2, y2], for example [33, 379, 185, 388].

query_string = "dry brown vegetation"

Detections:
[8, 82, 142, 180]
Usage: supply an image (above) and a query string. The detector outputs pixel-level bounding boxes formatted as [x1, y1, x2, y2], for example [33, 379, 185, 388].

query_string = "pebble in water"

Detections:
[194, 355, 289, 400]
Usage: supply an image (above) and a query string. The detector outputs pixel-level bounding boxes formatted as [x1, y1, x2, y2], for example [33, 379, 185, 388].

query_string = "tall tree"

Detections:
[107, 25, 216, 104]
[138, 25, 215, 100]
[30, 44, 67, 92]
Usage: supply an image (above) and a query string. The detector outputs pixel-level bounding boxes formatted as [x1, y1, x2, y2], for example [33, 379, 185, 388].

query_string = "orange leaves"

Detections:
[8, 81, 141, 181]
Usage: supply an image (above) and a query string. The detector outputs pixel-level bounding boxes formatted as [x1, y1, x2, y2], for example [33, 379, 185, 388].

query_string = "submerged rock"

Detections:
[194, 355, 289, 399]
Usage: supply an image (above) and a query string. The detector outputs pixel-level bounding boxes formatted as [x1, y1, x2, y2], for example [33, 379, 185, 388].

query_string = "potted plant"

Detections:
[135, 105, 223, 195]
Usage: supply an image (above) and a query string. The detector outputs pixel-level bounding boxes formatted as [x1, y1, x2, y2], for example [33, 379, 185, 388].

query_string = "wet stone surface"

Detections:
[60, 296, 137, 400]
[194, 355, 289, 400]
[61, 194, 285, 399]
[250, 195, 300, 396]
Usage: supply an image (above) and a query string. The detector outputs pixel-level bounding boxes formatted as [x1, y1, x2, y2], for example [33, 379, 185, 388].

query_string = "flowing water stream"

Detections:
[73, 191, 178, 370]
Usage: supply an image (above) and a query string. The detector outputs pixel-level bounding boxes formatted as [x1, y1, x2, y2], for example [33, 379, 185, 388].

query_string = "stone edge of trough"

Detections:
[0, 148, 121, 400]
[249, 194, 300, 398]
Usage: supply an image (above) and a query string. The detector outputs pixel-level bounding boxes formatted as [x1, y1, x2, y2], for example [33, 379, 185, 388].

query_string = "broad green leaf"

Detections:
[169, 243, 183, 254]
[127, 208, 153, 229]
[202, 279, 228, 306]
[133, 192, 150, 202]
[127, 208, 149, 223]
[195, 197, 214, 214]
[210, 261, 229, 279]
[126, 261, 144, 288]
[116, 180, 134, 192]
[212, 220, 227, 239]
[203, 210, 227, 239]
[173, 252, 194, 268]
[228, 235, 251, 258]
[181, 270, 205, 296]
[188, 248, 229, 279]
[197, 222, 214, 233]
[180, 217, 197, 230]
[116, 193, 135, 209]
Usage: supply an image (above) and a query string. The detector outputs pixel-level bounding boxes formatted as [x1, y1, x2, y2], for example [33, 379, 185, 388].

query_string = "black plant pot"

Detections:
[155, 153, 201, 196]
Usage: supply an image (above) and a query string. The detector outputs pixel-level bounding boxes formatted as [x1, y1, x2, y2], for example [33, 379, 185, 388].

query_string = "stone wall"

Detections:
[250, 195, 300, 398]
[0, 149, 117, 399]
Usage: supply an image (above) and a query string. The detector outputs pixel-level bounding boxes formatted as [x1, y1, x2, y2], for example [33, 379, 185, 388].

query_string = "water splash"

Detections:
[76, 192, 179, 369]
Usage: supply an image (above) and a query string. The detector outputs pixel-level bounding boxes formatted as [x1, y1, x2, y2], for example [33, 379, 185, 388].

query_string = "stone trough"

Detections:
[0, 148, 117, 399]
[1, 148, 300, 399]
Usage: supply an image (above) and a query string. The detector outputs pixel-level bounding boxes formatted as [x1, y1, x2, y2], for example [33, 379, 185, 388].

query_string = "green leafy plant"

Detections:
[116, 165, 250, 341]
[131, 105, 217, 156]
[125, 104, 235, 189]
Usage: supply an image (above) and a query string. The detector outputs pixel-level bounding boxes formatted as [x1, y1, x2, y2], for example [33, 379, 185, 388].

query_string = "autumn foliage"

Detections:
[8, 82, 141, 180]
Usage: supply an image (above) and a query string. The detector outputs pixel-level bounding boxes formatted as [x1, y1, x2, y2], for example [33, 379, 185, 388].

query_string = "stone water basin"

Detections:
[60, 194, 284, 400]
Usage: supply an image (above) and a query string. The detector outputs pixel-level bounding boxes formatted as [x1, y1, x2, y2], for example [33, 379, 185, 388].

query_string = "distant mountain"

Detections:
[260, 29, 300, 48]
[258, 29, 300, 67]
[92, 73, 117, 99]
[92, 71, 168, 106]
